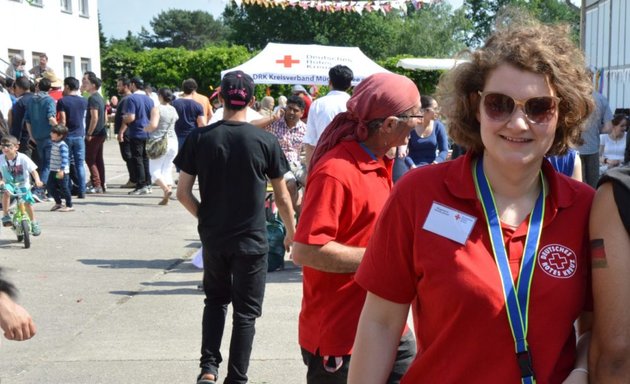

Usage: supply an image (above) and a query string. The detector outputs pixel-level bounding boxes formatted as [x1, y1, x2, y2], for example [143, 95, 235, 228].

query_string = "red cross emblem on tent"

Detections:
[276, 55, 300, 68]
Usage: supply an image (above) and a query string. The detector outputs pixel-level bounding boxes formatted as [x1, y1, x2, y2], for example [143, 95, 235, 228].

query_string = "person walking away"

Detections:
[144, 88, 178, 205]
[175, 70, 296, 384]
[24, 78, 57, 196]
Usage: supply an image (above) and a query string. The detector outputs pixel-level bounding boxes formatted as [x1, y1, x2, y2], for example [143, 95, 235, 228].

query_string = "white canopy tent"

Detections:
[221, 42, 389, 86]
[396, 58, 468, 71]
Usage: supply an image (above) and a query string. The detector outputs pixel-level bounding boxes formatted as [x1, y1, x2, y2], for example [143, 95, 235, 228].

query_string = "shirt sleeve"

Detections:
[435, 122, 450, 163]
[294, 172, 346, 246]
[122, 97, 136, 115]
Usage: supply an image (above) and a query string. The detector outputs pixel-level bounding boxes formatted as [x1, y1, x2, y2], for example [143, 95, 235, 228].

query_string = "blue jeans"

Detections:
[35, 137, 52, 190]
[65, 136, 86, 195]
[200, 249, 267, 384]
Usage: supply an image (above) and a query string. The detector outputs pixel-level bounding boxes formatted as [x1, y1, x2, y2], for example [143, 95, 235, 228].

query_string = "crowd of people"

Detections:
[2, 11, 630, 384]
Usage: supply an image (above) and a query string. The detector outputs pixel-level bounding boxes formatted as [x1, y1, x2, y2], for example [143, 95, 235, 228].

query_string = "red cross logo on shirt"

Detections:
[276, 55, 300, 68]
[454, 214, 461, 221]
[548, 253, 568, 270]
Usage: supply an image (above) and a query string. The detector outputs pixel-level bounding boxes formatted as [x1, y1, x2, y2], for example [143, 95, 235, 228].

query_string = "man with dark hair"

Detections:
[187, 78, 212, 125]
[28, 53, 51, 79]
[84, 74, 106, 194]
[303, 65, 354, 167]
[115, 77, 135, 188]
[265, 95, 307, 213]
[25, 77, 57, 188]
[57, 77, 88, 198]
[172, 79, 205, 151]
[120, 76, 155, 195]
[175, 70, 296, 384]
[8, 77, 34, 157]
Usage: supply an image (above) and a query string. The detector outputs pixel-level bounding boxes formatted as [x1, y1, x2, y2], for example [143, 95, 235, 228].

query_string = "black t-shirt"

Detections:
[10, 92, 33, 143]
[598, 166, 630, 235]
[173, 120, 289, 254]
[114, 96, 128, 134]
[86, 92, 106, 137]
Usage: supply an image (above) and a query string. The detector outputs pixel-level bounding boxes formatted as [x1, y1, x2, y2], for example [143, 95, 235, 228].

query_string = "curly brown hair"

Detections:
[436, 11, 594, 156]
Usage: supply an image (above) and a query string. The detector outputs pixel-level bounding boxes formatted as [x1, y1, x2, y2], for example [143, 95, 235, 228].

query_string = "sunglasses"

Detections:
[396, 114, 424, 120]
[1, 144, 15, 148]
[478, 91, 561, 125]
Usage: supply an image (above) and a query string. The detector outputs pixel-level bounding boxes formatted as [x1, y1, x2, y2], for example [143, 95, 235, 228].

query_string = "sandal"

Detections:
[58, 206, 75, 212]
[196, 372, 216, 384]
[159, 190, 172, 206]
[50, 204, 64, 212]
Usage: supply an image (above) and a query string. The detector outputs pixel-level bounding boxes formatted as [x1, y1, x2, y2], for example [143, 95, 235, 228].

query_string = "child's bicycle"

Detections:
[0, 185, 33, 249]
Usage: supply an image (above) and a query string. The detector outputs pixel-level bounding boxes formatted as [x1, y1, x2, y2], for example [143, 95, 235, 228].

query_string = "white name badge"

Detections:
[422, 202, 477, 245]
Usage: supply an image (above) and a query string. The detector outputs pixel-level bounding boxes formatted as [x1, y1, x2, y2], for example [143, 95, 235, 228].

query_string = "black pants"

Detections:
[118, 137, 136, 183]
[200, 249, 267, 384]
[47, 173, 72, 207]
[580, 152, 600, 189]
[128, 137, 149, 188]
[301, 330, 416, 384]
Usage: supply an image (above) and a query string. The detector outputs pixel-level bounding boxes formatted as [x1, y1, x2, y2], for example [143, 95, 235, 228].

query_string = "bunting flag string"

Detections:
[230, 0, 439, 14]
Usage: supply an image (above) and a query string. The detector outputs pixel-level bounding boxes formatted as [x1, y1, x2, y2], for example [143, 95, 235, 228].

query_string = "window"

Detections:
[80, 58, 91, 74]
[63, 56, 75, 78]
[8, 49, 24, 64]
[29, 0, 43, 6]
[61, 0, 72, 13]
[79, 0, 89, 16]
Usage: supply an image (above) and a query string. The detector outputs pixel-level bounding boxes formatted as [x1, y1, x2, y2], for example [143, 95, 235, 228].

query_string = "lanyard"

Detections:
[473, 158, 545, 384]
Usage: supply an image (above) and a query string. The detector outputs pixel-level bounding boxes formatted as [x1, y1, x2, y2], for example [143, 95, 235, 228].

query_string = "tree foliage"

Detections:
[222, 3, 469, 60]
[100, 45, 250, 99]
[464, 0, 580, 47]
[139, 9, 230, 50]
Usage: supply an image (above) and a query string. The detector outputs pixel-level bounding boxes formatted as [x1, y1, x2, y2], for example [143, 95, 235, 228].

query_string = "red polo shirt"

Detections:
[295, 140, 392, 356]
[356, 153, 594, 384]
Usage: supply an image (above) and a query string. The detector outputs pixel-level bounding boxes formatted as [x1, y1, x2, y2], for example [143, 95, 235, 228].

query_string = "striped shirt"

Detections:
[50, 140, 69, 173]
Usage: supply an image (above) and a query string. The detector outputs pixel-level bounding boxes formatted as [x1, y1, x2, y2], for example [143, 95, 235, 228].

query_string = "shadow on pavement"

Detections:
[78, 258, 183, 269]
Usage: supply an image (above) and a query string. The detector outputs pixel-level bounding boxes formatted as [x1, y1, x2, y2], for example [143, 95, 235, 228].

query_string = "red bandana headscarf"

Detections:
[310, 72, 420, 168]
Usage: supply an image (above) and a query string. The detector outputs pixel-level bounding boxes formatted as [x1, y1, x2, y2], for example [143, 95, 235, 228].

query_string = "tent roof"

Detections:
[396, 58, 468, 71]
[221, 42, 389, 86]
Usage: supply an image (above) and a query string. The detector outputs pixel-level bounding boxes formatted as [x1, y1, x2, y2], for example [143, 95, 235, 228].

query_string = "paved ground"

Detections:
[0, 139, 306, 384]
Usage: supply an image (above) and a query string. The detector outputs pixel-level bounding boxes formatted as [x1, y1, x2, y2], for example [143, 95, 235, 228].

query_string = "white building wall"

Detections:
[584, 0, 630, 112]
[0, 0, 100, 80]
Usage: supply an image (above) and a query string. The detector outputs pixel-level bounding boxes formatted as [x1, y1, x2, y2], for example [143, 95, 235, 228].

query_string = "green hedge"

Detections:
[101, 47, 443, 101]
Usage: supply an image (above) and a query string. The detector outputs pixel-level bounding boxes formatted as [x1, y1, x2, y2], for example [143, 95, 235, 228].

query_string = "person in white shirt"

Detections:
[303, 65, 353, 168]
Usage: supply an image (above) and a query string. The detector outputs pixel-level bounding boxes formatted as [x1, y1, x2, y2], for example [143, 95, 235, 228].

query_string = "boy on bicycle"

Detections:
[0, 135, 44, 236]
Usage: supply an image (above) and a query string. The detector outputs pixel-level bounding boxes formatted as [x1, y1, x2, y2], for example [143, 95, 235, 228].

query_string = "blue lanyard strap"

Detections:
[473, 158, 545, 383]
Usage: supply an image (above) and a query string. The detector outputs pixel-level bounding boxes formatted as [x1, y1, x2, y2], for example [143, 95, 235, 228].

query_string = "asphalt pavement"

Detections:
[0, 138, 306, 384]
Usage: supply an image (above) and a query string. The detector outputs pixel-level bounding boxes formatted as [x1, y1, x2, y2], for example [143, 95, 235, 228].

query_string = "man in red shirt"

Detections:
[292, 72, 422, 384]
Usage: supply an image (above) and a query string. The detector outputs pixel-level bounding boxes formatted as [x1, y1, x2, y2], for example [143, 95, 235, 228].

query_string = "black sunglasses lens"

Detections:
[484, 93, 514, 121]
[525, 97, 557, 123]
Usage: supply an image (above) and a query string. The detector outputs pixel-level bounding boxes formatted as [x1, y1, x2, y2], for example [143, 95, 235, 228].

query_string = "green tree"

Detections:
[399, 2, 471, 57]
[464, 0, 580, 47]
[109, 31, 144, 52]
[139, 9, 229, 50]
[222, 3, 469, 60]
[98, 12, 108, 58]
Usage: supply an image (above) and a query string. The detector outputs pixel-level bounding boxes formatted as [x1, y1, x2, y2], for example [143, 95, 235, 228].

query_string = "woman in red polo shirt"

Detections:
[349, 13, 595, 384]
